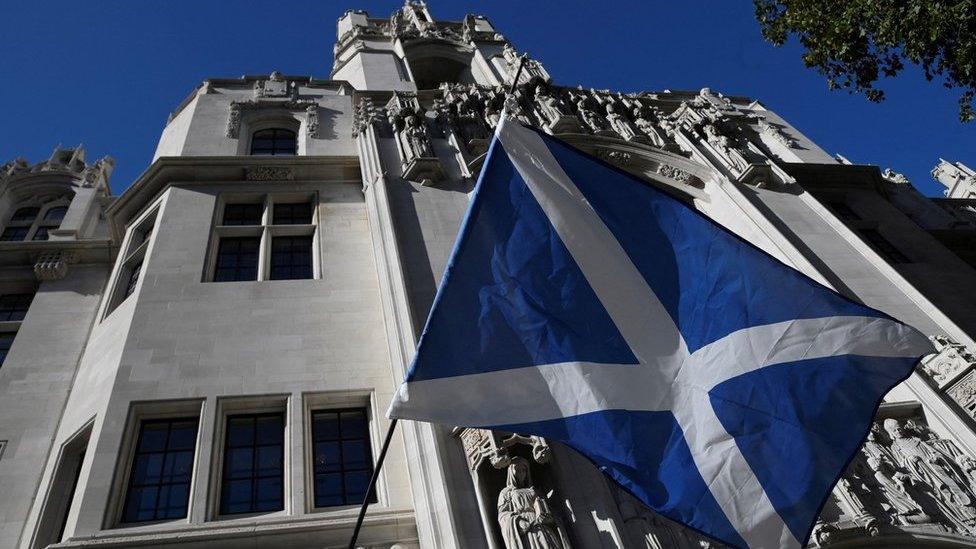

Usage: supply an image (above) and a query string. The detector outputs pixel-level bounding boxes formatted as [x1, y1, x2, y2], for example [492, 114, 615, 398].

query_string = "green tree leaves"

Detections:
[754, 0, 975, 121]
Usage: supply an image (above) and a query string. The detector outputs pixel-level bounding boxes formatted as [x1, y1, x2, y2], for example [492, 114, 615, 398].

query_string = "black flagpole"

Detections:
[348, 52, 528, 549]
[348, 417, 398, 549]
[510, 54, 527, 94]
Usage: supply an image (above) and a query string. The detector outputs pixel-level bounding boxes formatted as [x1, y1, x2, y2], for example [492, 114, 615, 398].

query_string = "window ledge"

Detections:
[64, 506, 415, 547]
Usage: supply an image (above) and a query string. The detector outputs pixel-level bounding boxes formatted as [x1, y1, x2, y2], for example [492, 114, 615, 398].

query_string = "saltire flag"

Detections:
[388, 114, 933, 548]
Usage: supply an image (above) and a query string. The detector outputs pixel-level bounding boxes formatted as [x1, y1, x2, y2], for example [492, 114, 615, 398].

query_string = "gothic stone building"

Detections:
[2, 3, 976, 548]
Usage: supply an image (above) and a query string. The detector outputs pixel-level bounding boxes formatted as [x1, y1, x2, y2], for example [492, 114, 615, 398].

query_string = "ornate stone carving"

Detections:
[33, 251, 75, 281]
[387, 93, 444, 185]
[757, 119, 797, 148]
[440, 84, 496, 155]
[882, 168, 911, 185]
[920, 335, 975, 388]
[632, 105, 668, 148]
[253, 71, 296, 99]
[656, 164, 693, 182]
[502, 43, 548, 85]
[497, 457, 568, 549]
[571, 92, 612, 136]
[352, 97, 386, 137]
[244, 166, 294, 181]
[885, 418, 976, 530]
[0, 147, 112, 189]
[826, 415, 976, 538]
[948, 373, 976, 420]
[612, 485, 717, 549]
[532, 84, 576, 133]
[595, 150, 632, 167]
[226, 99, 321, 138]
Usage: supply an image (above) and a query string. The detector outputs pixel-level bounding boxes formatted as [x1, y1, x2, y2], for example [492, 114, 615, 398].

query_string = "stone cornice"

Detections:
[106, 156, 361, 240]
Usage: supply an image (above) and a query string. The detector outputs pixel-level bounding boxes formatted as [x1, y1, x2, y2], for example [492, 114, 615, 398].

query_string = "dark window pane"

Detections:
[124, 261, 142, 298]
[121, 418, 199, 523]
[826, 201, 861, 221]
[311, 408, 375, 508]
[0, 293, 34, 322]
[314, 441, 341, 473]
[0, 227, 29, 241]
[44, 206, 68, 221]
[222, 203, 263, 226]
[10, 207, 39, 222]
[32, 227, 49, 241]
[249, 128, 296, 157]
[859, 229, 911, 264]
[272, 203, 312, 225]
[254, 477, 283, 511]
[0, 332, 15, 366]
[342, 440, 369, 469]
[213, 237, 259, 282]
[312, 413, 339, 441]
[269, 236, 313, 280]
[220, 413, 284, 515]
[314, 473, 344, 508]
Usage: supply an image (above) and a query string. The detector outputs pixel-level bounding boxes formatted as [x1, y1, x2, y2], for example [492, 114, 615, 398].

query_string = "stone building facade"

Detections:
[2, 2, 976, 548]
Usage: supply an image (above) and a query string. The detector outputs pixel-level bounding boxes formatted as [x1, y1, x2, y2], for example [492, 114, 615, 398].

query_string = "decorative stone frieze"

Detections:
[917, 336, 976, 421]
[820, 413, 976, 543]
[656, 163, 693, 182]
[244, 166, 294, 181]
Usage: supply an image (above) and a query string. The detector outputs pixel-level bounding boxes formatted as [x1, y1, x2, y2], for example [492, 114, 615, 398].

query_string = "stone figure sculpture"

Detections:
[606, 104, 637, 141]
[884, 418, 976, 528]
[403, 114, 434, 159]
[865, 454, 929, 524]
[533, 85, 566, 127]
[497, 457, 566, 549]
[633, 106, 666, 147]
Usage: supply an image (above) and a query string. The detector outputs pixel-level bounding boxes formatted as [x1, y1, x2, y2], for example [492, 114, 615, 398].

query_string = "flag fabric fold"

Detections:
[388, 115, 933, 548]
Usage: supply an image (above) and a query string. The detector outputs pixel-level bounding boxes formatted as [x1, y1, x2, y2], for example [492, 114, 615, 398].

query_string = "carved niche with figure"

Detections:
[456, 428, 570, 549]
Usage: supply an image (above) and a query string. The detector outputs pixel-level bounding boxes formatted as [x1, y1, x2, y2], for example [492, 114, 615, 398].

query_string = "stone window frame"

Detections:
[31, 418, 95, 548]
[233, 110, 315, 157]
[302, 390, 384, 514]
[203, 192, 320, 283]
[103, 205, 160, 319]
[0, 279, 38, 368]
[207, 394, 291, 521]
[0, 194, 74, 242]
[104, 399, 205, 529]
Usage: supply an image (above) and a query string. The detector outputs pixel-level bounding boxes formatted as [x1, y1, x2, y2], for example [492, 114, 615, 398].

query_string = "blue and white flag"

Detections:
[388, 115, 933, 548]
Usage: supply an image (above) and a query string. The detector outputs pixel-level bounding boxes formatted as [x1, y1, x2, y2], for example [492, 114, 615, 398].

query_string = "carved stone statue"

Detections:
[884, 419, 976, 528]
[606, 104, 638, 141]
[403, 114, 434, 159]
[702, 124, 749, 172]
[633, 106, 666, 147]
[865, 454, 930, 524]
[497, 457, 567, 549]
[573, 95, 606, 134]
[533, 85, 566, 127]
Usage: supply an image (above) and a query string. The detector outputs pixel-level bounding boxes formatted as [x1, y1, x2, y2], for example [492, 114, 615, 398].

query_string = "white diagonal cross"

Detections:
[389, 116, 929, 548]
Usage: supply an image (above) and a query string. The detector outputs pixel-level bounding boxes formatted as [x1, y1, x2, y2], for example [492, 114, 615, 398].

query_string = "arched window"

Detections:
[249, 129, 296, 156]
[1, 199, 71, 242]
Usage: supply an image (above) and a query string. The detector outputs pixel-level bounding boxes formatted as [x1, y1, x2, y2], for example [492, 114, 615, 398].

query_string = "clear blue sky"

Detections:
[1, 0, 972, 196]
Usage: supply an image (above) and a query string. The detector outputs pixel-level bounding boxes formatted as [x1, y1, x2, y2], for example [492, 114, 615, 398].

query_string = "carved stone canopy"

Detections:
[226, 99, 320, 139]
